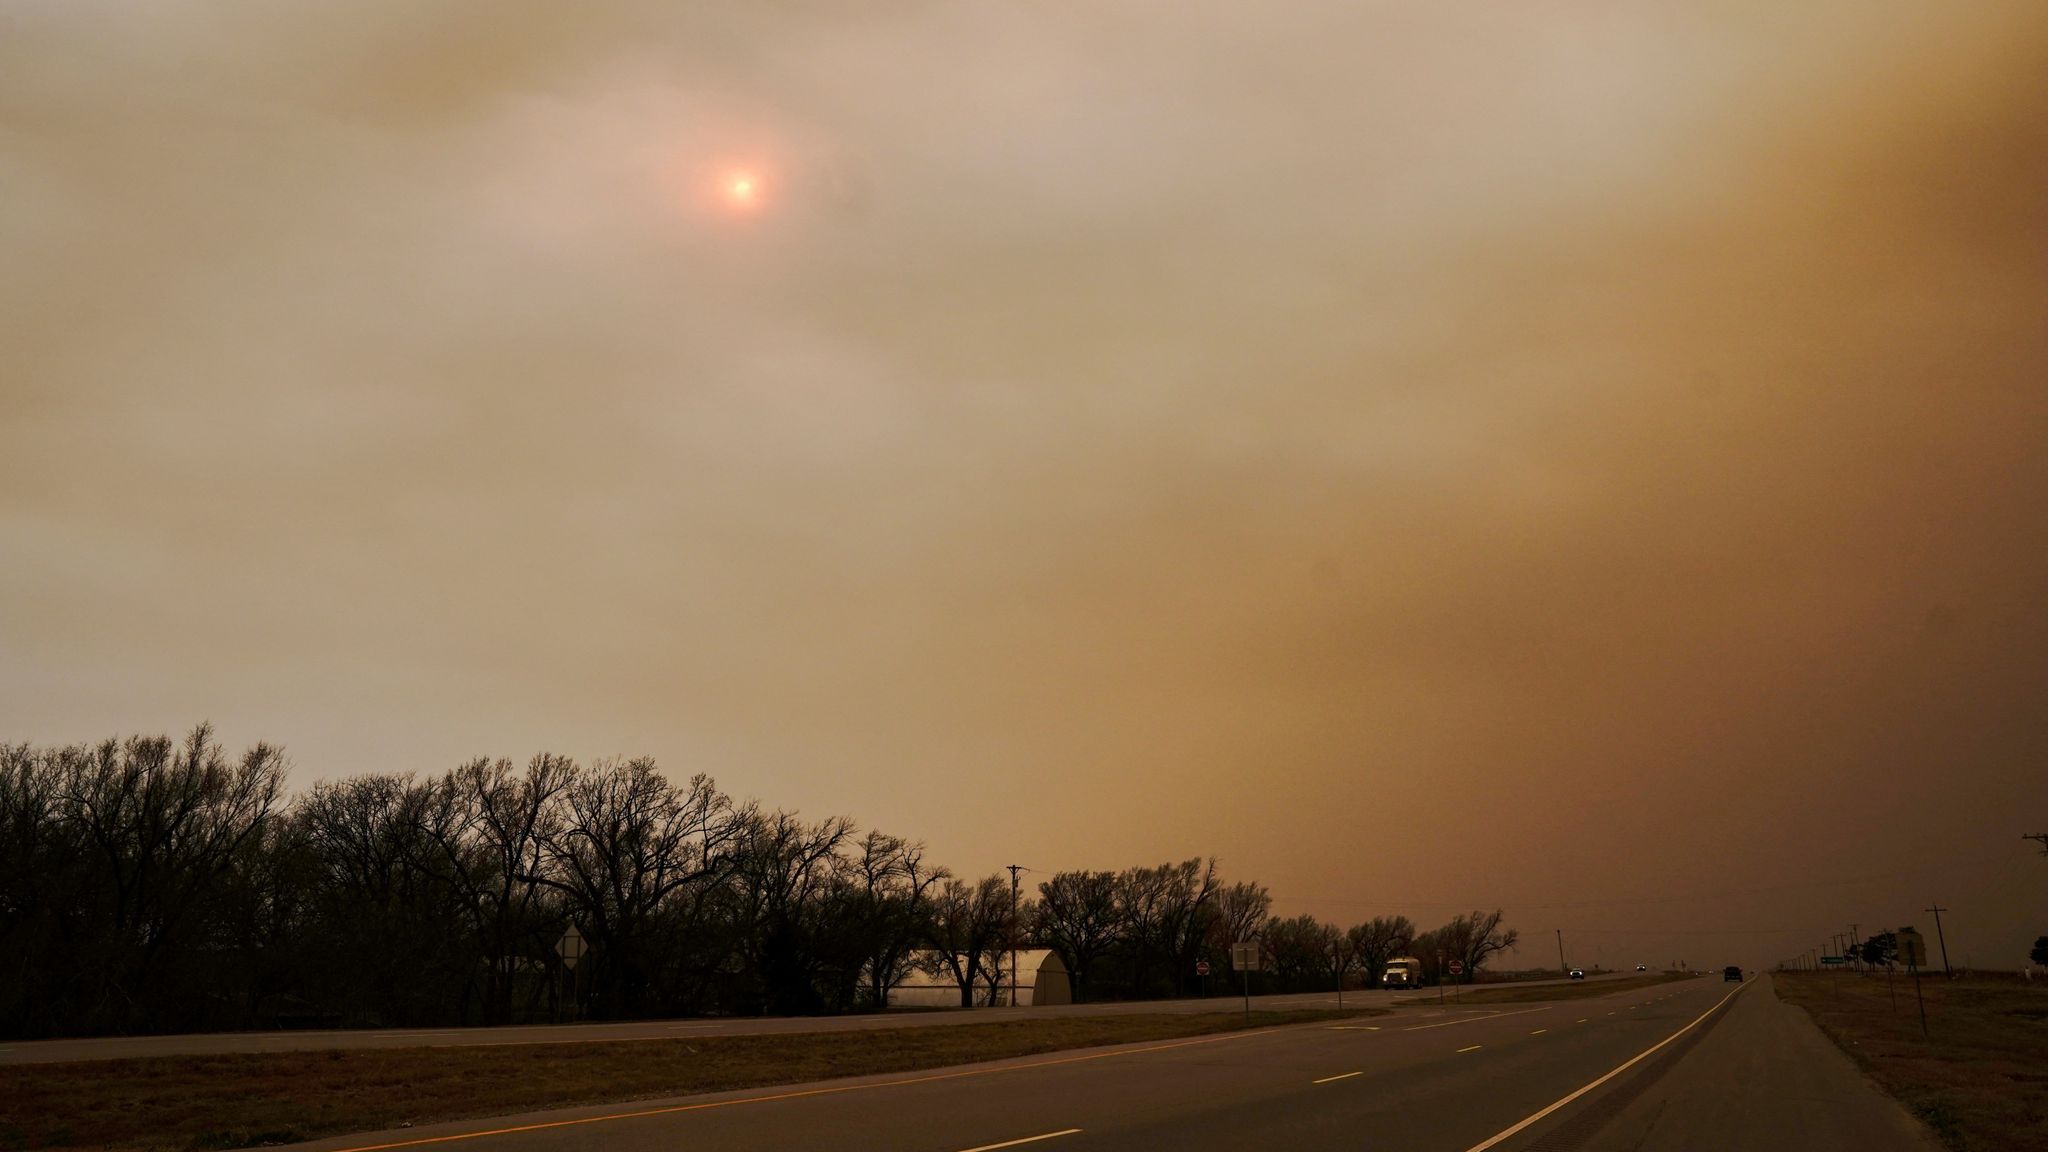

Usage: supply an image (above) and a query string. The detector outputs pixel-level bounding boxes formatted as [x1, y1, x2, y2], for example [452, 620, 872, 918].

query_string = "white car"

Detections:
[1635, 964, 1648, 972]
[1568, 968, 1585, 980]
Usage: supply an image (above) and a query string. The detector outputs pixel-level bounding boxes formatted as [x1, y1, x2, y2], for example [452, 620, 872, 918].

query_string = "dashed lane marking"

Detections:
[1401, 1006, 1550, 1032]
[1456, 979, 1751, 1152]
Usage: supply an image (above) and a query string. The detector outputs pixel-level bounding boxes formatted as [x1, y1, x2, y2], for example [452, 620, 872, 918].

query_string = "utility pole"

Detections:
[1926, 905, 1952, 977]
[1006, 865, 1023, 1007]
[1556, 929, 1568, 976]
[1849, 924, 1860, 972]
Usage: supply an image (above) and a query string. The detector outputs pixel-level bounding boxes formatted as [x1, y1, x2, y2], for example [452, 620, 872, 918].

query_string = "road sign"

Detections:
[1196, 960, 1211, 977]
[1819, 955, 1845, 966]
[557, 925, 586, 970]
[1447, 959, 1466, 977]
[1896, 928, 1928, 968]
[1230, 941, 1261, 972]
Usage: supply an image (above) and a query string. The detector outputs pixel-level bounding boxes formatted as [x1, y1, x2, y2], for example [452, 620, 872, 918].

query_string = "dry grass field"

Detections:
[0, 1007, 1379, 1151]
[1776, 970, 2048, 1152]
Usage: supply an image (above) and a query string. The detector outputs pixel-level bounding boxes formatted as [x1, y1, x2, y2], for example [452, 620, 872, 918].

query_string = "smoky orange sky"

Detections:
[4, 3, 2045, 972]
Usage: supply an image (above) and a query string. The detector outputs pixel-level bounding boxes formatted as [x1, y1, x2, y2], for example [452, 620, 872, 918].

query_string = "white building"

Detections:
[888, 949, 1073, 1008]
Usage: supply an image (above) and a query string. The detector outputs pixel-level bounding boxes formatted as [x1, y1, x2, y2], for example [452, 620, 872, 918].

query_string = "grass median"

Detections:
[0, 1006, 1383, 1152]
[1394, 971, 1694, 1005]
[1775, 970, 2047, 1152]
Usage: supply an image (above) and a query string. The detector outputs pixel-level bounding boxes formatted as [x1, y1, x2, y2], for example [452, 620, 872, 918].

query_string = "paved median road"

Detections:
[279, 975, 1937, 1152]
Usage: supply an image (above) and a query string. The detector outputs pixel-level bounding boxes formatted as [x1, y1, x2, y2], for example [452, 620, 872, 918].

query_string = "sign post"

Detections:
[1231, 941, 1260, 1024]
[1196, 959, 1210, 999]
[1897, 927, 1929, 1037]
[1447, 958, 1466, 1003]
[1436, 951, 1446, 1004]
[557, 925, 586, 1023]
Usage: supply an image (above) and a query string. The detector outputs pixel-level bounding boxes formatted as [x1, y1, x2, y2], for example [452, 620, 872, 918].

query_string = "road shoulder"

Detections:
[1568, 975, 1941, 1152]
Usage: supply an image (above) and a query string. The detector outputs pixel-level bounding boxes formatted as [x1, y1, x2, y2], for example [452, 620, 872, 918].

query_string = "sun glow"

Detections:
[724, 170, 762, 211]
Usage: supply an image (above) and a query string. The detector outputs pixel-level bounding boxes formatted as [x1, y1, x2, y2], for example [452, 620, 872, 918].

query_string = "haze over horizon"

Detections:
[4, 2, 2045, 974]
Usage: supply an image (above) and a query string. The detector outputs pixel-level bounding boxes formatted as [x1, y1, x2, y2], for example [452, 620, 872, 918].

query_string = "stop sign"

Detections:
[1447, 959, 1466, 976]
[1196, 960, 1211, 976]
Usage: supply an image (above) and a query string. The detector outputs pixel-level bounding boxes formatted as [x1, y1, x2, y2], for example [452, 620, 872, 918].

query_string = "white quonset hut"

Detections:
[889, 950, 1072, 1008]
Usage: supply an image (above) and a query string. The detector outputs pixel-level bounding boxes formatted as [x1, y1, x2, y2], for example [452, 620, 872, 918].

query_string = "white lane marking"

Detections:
[1457, 1044, 1483, 1053]
[1529, 1029, 1547, 1035]
[1313, 1071, 1364, 1084]
[1401, 1006, 1550, 1032]
[1575, 1018, 1588, 1024]
[1327, 1025, 1381, 1031]
[956, 1129, 1083, 1152]
[1457, 979, 1751, 1152]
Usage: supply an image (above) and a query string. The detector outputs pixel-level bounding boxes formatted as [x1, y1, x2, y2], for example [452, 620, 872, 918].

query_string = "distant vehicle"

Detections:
[1568, 968, 1585, 980]
[1723, 966, 1744, 981]
[1382, 957, 1423, 989]
[1635, 963, 1648, 972]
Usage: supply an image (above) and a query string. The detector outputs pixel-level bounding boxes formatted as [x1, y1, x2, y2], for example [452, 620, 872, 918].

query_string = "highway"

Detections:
[275, 974, 1937, 1152]
[0, 973, 1641, 1065]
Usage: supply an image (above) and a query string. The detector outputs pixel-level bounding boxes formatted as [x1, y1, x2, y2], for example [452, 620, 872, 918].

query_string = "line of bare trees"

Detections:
[0, 727, 1519, 1038]
[1030, 863, 1518, 1000]
[0, 729, 946, 1036]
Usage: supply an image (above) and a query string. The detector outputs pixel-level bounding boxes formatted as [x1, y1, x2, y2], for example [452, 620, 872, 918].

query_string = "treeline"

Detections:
[1027, 869, 1517, 1002]
[0, 728, 1517, 1038]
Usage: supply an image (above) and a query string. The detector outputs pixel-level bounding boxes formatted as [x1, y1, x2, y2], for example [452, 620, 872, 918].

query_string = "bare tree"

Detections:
[925, 874, 1011, 1007]
[1212, 880, 1272, 951]
[1261, 914, 1339, 990]
[850, 832, 947, 1010]
[729, 810, 856, 1014]
[417, 755, 569, 1024]
[1345, 915, 1415, 988]
[534, 761, 746, 1017]
[1432, 909, 1520, 978]
[1033, 870, 1122, 1003]
[55, 727, 289, 1031]
[1157, 858, 1222, 995]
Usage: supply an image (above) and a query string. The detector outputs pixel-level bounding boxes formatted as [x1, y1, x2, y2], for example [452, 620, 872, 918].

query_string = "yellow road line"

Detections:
[322, 1025, 1298, 1152]
[1312, 1071, 1364, 1084]
[1458, 979, 1751, 1152]
[957, 1129, 1083, 1152]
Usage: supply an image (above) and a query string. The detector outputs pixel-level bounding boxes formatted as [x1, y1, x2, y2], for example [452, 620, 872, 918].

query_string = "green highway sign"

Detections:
[1819, 955, 1846, 965]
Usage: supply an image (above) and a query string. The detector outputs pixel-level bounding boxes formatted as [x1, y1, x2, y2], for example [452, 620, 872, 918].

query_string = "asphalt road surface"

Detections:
[0, 972, 1644, 1065]
[277, 974, 1936, 1152]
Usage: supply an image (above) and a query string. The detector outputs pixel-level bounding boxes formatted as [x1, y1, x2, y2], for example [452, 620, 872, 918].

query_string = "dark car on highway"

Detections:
[1723, 966, 1743, 981]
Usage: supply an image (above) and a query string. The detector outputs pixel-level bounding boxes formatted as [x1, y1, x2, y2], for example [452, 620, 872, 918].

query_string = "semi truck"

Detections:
[1381, 956, 1423, 990]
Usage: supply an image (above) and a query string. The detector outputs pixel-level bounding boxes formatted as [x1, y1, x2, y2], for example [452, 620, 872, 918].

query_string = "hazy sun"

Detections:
[724, 171, 762, 211]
